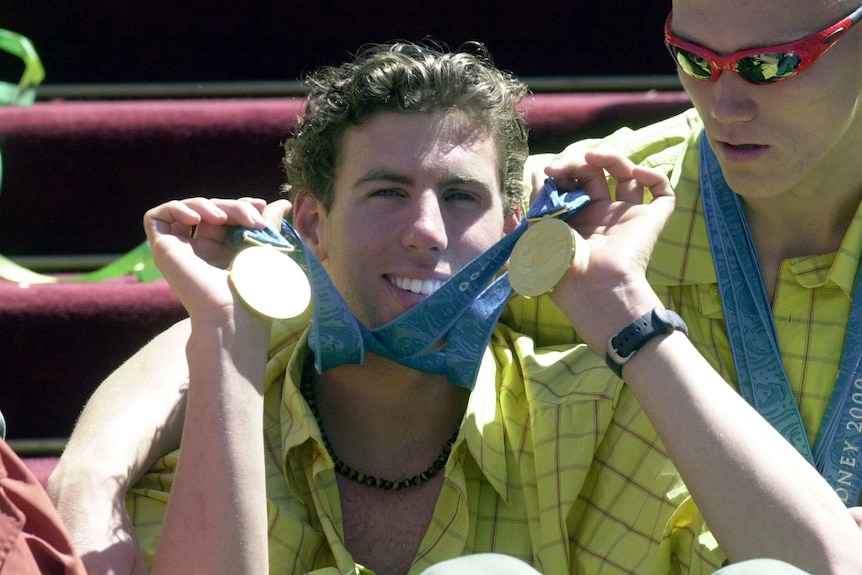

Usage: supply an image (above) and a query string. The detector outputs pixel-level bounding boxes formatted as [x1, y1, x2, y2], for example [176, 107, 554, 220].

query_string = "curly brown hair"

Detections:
[282, 41, 529, 216]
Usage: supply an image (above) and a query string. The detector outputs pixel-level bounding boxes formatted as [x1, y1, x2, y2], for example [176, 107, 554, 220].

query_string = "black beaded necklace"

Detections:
[300, 367, 460, 490]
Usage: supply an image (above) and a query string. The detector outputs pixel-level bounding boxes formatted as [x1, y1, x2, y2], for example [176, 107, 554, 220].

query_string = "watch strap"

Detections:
[605, 307, 688, 378]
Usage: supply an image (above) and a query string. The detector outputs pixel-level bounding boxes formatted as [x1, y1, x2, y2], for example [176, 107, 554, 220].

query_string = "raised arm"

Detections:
[548, 150, 862, 573]
[140, 197, 278, 574]
[48, 197, 288, 575]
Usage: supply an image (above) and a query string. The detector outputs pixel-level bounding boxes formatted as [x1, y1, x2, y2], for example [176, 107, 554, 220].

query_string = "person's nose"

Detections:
[403, 191, 448, 253]
[709, 72, 757, 124]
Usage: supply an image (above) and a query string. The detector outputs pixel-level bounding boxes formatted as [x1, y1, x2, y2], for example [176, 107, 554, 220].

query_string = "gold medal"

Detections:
[509, 217, 576, 297]
[230, 245, 311, 319]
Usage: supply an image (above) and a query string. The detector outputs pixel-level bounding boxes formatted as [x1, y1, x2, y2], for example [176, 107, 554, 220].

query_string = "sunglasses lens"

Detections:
[736, 53, 802, 84]
[672, 47, 714, 80]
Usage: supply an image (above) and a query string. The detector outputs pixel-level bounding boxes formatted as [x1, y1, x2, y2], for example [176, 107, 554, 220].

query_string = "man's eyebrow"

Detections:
[352, 170, 491, 191]
[443, 175, 485, 186]
[352, 170, 412, 189]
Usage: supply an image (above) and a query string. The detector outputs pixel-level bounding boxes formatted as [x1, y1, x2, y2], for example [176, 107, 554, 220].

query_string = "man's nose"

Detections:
[709, 72, 757, 124]
[403, 192, 448, 252]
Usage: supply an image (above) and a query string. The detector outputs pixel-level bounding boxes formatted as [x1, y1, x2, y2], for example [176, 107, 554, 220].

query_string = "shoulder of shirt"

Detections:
[269, 313, 313, 352]
[488, 323, 624, 407]
[577, 108, 713, 286]
[566, 107, 702, 168]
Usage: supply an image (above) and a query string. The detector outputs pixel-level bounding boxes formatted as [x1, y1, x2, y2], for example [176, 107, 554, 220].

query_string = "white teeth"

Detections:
[420, 279, 440, 295]
[393, 276, 443, 295]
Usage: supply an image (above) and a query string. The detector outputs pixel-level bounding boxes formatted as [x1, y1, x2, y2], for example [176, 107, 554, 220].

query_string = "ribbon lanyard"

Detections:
[234, 181, 589, 390]
[700, 134, 862, 505]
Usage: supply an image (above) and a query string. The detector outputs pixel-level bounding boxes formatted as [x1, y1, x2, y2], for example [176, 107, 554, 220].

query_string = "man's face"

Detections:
[297, 110, 519, 329]
[672, 0, 862, 203]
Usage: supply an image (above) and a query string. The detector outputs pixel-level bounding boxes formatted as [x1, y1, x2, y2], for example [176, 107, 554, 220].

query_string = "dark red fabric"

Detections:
[18, 460, 56, 489]
[0, 277, 186, 439]
[0, 440, 86, 574]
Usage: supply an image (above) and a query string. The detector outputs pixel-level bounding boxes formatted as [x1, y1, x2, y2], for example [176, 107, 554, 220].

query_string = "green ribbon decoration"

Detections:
[0, 28, 45, 106]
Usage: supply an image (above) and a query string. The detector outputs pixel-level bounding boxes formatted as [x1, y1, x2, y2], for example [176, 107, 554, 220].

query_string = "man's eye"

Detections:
[371, 188, 403, 197]
[446, 191, 480, 202]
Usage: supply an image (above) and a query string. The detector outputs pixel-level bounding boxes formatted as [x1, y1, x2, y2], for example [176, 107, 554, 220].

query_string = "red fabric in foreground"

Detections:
[0, 440, 86, 574]
[17, 459, 57, 489]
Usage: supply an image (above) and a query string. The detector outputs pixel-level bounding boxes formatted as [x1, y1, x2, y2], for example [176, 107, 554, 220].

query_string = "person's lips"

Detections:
[717, 140, 769, 162]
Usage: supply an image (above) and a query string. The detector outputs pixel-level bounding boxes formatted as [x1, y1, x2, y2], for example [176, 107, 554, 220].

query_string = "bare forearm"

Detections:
[551, 273, 862, 571]
[624, 332, 862, 572]
[151, 312, 270, 575]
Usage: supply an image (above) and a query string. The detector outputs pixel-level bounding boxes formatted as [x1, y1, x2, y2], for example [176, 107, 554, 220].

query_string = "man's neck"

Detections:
[308, 354, 469, 481]
[743, 187, 860, 302]
[746, 201, 848, 259]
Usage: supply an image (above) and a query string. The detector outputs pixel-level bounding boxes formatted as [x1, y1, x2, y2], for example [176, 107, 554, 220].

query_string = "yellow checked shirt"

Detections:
[127, 313, 719, 574]
[512, 107, 862, 465]
[505, 107, 862, 573]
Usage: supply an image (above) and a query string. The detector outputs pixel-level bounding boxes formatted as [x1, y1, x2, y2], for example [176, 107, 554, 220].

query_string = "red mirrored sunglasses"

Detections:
[664, 6, 862, 85]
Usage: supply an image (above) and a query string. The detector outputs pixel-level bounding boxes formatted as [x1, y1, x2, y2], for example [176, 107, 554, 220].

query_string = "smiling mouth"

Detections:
[389, 276, 444, 295]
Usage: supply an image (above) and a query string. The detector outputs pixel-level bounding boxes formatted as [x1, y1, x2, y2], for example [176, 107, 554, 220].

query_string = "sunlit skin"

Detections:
[672, 0, 862, 241]
[294, 110, 520, 331]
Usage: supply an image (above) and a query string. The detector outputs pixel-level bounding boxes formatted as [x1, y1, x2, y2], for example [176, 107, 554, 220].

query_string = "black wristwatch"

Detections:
[605, 307, 688, 379]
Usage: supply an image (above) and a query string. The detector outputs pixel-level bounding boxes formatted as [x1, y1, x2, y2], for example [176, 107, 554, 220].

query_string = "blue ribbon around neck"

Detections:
[700, 134, 862, 505]
[233, 180, 589, 390]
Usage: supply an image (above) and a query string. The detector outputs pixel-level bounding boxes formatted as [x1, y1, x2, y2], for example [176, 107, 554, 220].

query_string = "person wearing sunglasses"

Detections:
[663, 5, 862, 85]
[519, 0, 862, 569]
[43, 36, 862, 575]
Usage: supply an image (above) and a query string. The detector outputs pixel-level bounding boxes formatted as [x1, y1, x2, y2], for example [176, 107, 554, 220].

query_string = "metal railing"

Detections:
[33, 75, 683, 101]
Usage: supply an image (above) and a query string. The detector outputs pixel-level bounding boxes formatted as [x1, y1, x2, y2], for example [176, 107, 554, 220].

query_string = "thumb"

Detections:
[262, 200, 293, 230]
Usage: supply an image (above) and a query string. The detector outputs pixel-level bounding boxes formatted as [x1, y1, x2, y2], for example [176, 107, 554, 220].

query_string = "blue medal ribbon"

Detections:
[813, 270, 862, 505]
[700, 134, 862, 504]
[233, 180, 589, 389]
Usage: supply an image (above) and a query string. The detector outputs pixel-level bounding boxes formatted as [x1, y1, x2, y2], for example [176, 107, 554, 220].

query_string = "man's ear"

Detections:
[503, 204, 522, 235]
[293, 192, 327, 260]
